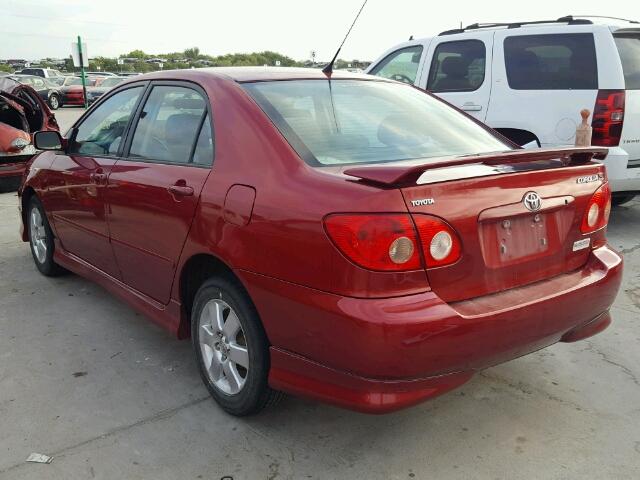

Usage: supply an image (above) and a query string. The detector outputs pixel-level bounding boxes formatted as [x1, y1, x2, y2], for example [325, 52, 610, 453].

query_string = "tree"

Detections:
[124, 49, 147, 59]
[184, 47, 200, 60]
[0, 64, 12, 73]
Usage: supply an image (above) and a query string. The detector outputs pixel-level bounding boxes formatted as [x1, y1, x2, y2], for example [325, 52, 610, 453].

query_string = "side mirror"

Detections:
[34, 130, 64, 151]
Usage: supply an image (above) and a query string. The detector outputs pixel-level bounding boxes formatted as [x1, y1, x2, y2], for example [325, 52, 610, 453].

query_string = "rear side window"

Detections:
[369, 46, 423, 84]
[427, 40, 486, 92]
[129, 86, 207, 164]
[504, 34, 597, 90]
[614, 34, 640, 90]
[192, 114, 214, 165]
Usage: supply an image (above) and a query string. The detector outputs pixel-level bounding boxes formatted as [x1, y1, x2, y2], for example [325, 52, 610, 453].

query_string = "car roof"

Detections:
[134, 66, 377, 84]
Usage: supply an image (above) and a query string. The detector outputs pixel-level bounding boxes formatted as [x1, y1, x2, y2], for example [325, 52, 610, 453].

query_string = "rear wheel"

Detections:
[27, 196, 65, 276]
[191, 276, 282, 416]
[48, 93, 60, 110]
[612, 194, 636, 207]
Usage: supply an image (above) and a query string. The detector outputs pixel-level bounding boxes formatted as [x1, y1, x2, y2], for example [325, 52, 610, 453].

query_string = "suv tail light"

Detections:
[581, 183, 612, 234]
[324, 214, 422, 271]
[413, 215, 462, 267]
[592, 90, 625, 147]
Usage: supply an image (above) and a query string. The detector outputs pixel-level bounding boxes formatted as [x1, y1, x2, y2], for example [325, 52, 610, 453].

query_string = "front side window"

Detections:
[427, 40, 486, 92]
[369, 46, 423, 84]
[129, 86, 207, 164]
[504, 34, 598, 90]
[70, 86, 142, 156]
[615, 34, 640, 90]
[243, 80, 509, 167]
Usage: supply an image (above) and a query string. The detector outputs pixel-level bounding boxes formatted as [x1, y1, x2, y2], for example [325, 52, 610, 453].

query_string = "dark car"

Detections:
[9, 75, 62, 110]
[19, 68, 622, 416]
[0, 76, 59, 190]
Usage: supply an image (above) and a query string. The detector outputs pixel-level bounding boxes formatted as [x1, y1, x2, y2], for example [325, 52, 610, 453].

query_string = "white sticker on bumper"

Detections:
[573, 238, 591, 252]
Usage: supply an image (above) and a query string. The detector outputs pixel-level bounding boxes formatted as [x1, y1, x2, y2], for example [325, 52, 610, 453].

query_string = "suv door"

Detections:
[107, 82, 212, 304]
[486, 28, 599, 146]
[46, 84, 145, 278]
[422, 33, 493, 121]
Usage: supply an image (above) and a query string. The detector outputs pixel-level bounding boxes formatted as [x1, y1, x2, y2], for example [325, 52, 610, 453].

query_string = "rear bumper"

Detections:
[0, 155, 30, 179]
[239, 246, 623, 413]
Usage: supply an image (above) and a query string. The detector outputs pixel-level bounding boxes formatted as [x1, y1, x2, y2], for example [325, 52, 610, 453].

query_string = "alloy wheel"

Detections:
[198, 298, 249, 395]
[29, 207, 47, 264]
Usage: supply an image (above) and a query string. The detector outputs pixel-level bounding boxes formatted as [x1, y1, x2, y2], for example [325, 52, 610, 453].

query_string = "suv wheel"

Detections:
[191, 276, 283, 416]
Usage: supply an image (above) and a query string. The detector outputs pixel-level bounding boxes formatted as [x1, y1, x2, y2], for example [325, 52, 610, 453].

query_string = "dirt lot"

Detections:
[0, 107, 638, 479]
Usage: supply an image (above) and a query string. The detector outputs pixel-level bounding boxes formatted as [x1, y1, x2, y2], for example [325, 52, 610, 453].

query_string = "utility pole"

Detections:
[77, 35, 88, 108]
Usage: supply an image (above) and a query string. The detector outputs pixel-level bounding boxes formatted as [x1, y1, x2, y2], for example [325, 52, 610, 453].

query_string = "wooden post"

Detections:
[575, 109, 592, 147]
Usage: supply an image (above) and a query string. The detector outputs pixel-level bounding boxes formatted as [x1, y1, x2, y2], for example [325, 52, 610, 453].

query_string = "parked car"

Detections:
[367, 15, 640, 205]
[58, 76, 97, 106]
[87, 76, 126, 104]
[0, 77, 59, 191]
[9, 74, 62, 110]
[15, 67, 65, 82]
[19, 68, 622, 415]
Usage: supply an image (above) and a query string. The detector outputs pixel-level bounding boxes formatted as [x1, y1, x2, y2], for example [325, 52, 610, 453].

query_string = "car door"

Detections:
[421, 32, 494, 121]
[107, 82, 212, 304]
[46, 84, 145, 278]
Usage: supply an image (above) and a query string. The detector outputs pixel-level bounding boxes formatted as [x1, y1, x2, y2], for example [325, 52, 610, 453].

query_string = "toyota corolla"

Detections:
[18, 68, 622, 415]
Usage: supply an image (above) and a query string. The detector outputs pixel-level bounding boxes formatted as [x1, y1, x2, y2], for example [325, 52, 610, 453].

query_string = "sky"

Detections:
[1, 0, 638, 62]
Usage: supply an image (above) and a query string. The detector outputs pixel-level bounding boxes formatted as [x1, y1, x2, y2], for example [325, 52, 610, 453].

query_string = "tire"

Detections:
[191, 276, 283, 416]
[612, 194, 636, 207]
[27, 196, 66, 276]
[48, 94, 60, 110]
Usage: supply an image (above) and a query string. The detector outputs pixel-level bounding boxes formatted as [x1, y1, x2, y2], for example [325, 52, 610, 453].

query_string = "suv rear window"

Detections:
[614, 34, 640, 90]
[243, 80, 509, 166]
[504, 34, 598, 90]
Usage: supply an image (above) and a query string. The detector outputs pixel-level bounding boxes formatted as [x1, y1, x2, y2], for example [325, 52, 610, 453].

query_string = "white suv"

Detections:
[366, 16, 640, 205]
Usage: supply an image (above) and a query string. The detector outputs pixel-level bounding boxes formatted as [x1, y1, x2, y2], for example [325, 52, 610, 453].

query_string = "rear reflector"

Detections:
[413, 215, 462, 267]
[592, 90, 625, 147]
[324, 214, 421, 271]
[581, 183, 611, 234]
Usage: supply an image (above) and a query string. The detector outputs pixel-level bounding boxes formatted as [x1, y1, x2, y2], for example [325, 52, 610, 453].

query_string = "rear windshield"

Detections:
[614, 34, 640, 90]
[243, 79, 509, 166]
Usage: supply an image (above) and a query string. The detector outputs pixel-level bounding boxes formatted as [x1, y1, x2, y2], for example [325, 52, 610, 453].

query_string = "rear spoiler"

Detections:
[343, 147, 608, 187]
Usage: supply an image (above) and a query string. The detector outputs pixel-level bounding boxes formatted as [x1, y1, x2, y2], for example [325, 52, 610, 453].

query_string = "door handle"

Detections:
[89, 172, 108, 185]
[461, 103, 483, 112]
[168, 184, 194, 197]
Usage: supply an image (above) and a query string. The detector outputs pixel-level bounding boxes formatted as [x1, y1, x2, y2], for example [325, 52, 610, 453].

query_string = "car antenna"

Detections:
[322, 0, 369, 76]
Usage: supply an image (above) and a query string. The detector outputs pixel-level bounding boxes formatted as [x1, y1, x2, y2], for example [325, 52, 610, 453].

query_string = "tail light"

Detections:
[324, 213, 462, 271]
[413, 215, 462, 267]
[581, 183, 611, 233]
[324, 214, 421, 271]
[592, 90, 625, 147]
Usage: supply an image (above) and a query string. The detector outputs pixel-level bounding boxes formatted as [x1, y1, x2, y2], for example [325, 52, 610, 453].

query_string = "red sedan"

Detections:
[18, 68, 622, 415]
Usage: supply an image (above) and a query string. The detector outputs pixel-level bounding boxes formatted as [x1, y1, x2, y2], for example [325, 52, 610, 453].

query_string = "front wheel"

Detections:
[27, 196, 65, 276]
[191, 276, 282, 416]
[48, 94, 60, 110]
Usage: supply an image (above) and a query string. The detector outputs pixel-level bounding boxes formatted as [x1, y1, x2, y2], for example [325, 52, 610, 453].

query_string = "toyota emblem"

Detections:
[523, 191, 542, 212]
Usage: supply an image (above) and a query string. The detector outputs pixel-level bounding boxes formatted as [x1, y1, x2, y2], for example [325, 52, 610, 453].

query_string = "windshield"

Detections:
[243, 79, 509, 166]
[615, 34, 640, 90]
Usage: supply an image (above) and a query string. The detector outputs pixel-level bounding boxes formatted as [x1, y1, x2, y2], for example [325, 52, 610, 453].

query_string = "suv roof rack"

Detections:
[438, 15, 592, 36]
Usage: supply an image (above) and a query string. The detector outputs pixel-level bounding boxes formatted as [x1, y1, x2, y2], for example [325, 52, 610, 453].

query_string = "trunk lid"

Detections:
[344, 148, 608, 302]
